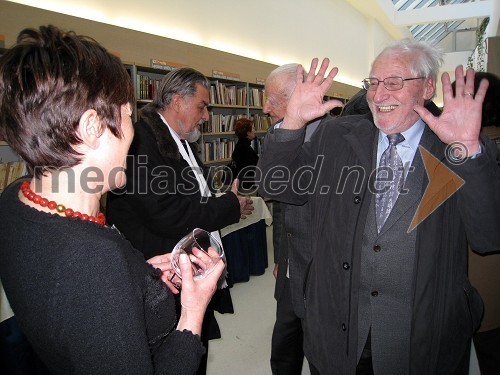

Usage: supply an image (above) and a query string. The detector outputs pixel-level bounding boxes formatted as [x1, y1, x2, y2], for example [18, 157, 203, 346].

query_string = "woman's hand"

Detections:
[147, 253, 181, 294]
[176, 252, 225, 335]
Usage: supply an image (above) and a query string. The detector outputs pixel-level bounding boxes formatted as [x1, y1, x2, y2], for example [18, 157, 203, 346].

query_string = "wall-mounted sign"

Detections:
[212, 69, 241, 81]
[151, 58, 187, 71]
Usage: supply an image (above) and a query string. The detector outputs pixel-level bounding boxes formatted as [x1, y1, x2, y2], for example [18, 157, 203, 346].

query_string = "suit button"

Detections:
[342, 262, 350, 270]
[371, 291, 378, 297]
[341, 323, 346, 331]
[287, 233, 292, 238]
[373, 245, 381, 252]
[354, 196, 361, 204]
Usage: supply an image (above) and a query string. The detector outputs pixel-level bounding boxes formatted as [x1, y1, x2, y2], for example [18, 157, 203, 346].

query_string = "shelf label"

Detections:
[212, 69, 240, 81]
[256, 78, 266, 85]
[150, 58, 187, 71]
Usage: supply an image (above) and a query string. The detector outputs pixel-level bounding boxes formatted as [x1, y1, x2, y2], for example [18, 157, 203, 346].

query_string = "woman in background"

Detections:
[231, 117, 259, 190]
[0, 25, 223, 374]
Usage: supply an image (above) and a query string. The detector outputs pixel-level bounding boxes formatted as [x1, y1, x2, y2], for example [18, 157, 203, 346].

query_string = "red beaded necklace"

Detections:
[20, 180, 106, 226]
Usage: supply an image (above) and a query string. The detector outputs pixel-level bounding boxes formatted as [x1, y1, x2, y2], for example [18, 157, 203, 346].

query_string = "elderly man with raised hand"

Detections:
[262, 63, 335, 375]
[258, 40, 500, 375]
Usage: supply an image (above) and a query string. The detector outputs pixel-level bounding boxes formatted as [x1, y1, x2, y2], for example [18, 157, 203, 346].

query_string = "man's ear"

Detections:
[423, 78, 435, 100]
[171, 94, 183, 113]
[78, 109, 102, 149]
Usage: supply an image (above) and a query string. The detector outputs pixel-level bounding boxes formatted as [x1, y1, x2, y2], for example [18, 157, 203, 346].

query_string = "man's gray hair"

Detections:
[266, 63, 307, 100]
[375, 38, 444, 82]
[153, 67, 210, 109]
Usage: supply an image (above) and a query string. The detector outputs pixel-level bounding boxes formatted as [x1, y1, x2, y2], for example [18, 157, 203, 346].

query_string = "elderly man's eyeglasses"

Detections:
[362, 77, 425, 91]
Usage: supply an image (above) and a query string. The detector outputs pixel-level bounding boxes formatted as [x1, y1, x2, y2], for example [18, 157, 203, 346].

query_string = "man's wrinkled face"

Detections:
[177, 84, 209, 141]
[367, 52, 434, 134]
[263, 78, 288, 124]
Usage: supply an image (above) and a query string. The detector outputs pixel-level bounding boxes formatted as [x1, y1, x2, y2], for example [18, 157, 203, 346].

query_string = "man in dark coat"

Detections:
[263, 62, 331, 375]
[258, 39, 500, 374]
[106, 67, 253, 374]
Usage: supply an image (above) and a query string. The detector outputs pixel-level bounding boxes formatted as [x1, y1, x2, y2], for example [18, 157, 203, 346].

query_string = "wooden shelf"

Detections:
[205, 158, 231, 165]
[208, 104, 247, 109]
[203, 132, 235, 137]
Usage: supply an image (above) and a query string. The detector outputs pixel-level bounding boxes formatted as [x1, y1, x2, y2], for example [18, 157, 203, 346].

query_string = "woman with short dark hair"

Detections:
[0, 25, 223, 374]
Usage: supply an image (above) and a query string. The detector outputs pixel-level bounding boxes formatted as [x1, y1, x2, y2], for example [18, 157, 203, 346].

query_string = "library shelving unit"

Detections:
[125, 64, 272, 165]
[125, 64, 167, 121]
[0, 141, 27, 193]
[203, 78, 271, 165]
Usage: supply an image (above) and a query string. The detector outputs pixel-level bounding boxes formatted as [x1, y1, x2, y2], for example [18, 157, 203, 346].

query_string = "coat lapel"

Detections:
[342, 117, 377, 172]
[379, 126, 443, 235]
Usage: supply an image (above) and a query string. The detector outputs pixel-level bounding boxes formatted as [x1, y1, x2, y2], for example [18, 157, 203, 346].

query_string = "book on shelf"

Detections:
[249, 87, 264, 107]
[0, 161, 26, 192]
[204, 113, 247, 133]
[209, 85, 217, 105]
[210, 80, 246, 106]
[136, 74, 162, 101]
[0, 162, 8, 192]
[237, 87, 247, 106]
[202, 138, 236, 163]
[250, 114, 272, 132]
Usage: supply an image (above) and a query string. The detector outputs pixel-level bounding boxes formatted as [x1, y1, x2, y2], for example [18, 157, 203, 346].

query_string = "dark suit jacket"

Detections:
[106, 105, 241, 340]
[106, 105, 240, 259]
[258, 113, 500, 374]
[267, 116, 328, 319]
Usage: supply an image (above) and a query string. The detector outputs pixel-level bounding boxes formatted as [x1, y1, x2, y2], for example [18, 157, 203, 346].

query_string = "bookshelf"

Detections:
[0, 141, 27, 193]
[125, 64, 167, 121]
[126, 64, 272, 165]
[203, 77, 270, 165]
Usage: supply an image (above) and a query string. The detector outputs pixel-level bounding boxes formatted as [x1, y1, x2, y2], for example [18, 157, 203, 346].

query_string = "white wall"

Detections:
[5, 0, 395, 90]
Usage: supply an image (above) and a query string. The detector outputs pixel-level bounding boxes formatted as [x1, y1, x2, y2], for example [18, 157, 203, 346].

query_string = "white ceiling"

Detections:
[345, 0, 496, 51]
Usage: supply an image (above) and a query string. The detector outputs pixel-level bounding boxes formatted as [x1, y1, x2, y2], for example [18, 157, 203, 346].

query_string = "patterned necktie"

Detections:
[375, 133, 405, 233]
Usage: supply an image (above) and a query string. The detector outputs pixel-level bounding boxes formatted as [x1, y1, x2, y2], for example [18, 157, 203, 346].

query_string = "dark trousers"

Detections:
[308, 331, 375, 375]
[356, 331, 374, 375]
[354, 330, 470, 375]
[474, 327, 500, 375]
[271, 278, 305, 375]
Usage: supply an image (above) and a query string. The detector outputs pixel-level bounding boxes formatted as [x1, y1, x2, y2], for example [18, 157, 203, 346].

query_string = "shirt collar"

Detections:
[377, 119, 425, 152]
[158, 111, 183, 142]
